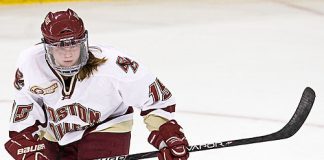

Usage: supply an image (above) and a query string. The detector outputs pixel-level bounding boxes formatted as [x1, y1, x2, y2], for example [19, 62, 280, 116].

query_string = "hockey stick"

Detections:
[95, 87, 315, 160]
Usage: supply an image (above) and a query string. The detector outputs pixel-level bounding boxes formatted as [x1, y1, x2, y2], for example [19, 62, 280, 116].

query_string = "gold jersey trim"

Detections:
[144, 114, 169, 132]
[43, 120, 134, 142]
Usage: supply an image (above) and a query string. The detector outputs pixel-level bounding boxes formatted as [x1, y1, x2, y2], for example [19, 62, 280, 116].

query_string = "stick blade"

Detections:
[275, 87, 315, 139]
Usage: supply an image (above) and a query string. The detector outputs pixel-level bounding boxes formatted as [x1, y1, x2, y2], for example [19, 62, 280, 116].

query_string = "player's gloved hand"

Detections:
[5, 131, 49, 160]
[148, 120, 189, 160]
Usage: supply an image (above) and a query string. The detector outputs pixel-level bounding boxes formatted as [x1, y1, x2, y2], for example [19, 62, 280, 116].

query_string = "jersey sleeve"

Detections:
[115, 55, 176, 120]
[9, 49, 47, 137]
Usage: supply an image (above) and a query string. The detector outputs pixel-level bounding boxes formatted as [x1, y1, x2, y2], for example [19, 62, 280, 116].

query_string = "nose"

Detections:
[63, 51, 73, 58]
[62, 47, 75, 57]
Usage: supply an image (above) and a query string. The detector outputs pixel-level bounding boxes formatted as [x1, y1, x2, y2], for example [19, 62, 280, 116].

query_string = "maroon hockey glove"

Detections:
[148, 120, 189, 160]
[5, 131, 49, 160]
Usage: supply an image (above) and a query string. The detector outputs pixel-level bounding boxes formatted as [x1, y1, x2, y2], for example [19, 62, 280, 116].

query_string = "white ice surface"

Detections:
[0, 0, 324, 159]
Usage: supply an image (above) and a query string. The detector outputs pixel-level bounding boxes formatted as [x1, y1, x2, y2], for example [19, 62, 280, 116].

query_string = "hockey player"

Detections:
[5, 9, 189, 160]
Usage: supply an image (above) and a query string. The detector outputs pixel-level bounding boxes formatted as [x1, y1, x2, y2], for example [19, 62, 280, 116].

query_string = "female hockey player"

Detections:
[5, 9, 189, 160]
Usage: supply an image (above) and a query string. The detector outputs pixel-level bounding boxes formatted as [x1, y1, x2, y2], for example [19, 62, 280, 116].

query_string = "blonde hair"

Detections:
[77, 47, 107, 81]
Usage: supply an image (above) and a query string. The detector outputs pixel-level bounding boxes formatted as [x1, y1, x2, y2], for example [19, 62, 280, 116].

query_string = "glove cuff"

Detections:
[148, 131, 167, 150]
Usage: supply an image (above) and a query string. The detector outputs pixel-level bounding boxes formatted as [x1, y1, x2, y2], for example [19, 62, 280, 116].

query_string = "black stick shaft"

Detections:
[96, 87, 315, 160]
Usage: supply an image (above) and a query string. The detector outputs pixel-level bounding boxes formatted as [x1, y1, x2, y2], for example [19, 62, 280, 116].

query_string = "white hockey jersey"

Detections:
[9, 44, 176, 145]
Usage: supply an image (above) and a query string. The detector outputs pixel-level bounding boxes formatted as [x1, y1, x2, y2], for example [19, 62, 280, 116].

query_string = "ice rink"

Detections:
[0, 0, 324, 159]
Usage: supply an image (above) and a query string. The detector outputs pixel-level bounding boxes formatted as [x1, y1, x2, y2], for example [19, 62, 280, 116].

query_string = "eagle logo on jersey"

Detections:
[14, 69, 24, 90]
[116, 56, 139, 73]
[30, 82, 58, 95]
